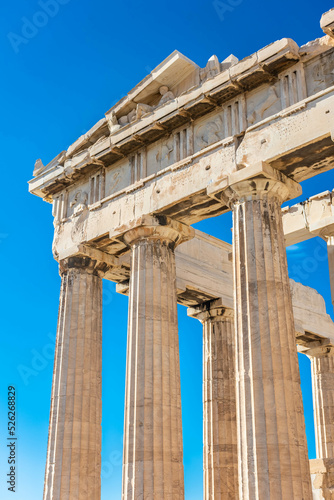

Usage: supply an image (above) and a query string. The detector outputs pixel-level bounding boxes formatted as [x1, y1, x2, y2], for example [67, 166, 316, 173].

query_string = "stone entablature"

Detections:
[310, 458, 334, 500]
[29, 36, 334, 199]
[29, 34, 334, 230]
[321, 9, 334, 39]
[49, 181, 334, 275]
[29, 20, 334, 270]
[283, 189, 334, 246]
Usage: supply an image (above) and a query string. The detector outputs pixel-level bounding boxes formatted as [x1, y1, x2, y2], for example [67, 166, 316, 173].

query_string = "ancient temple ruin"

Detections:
[29, 9, 334, 499]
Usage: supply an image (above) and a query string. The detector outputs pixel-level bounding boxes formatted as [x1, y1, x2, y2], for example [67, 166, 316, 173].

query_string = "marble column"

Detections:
[308, 347, 334, 499]
[189, 300, 238, 500]
[326, 235, 334, 311]
[43, 256, 103, 500]
[224, 178, 312, 500]
[122, 216, 193, 500]
[308, 232, 334, 497]
[309, 347, 334, 459]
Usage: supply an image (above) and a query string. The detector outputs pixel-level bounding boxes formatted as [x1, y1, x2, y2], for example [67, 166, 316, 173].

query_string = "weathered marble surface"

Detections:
[121, 217, 192, 500]
[29, 26, 334, 246]
[189, 302, 238, 500]
[321, 9, 334, 39]
[282, 189, 334, 246]
[43, 257, 103, 500]
[310, 458, 334, 500]
[226, 178, 312, 499]
[309, 349, 334, 460]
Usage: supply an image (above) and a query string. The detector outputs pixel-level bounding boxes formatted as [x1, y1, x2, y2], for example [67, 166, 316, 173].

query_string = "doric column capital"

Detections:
[121, 214, 194, 249]
[207, 162, 302, 207]
[59, 255, 109, 277]
[221, 176, 298, 207]
[188, 298, 234, 323]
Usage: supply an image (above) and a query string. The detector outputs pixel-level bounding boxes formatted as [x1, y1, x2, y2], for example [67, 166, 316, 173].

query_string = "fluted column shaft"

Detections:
[227, 178, 312, 500]
[122, 217, 193, 500]
[309, 348, 334, 459]
[189, 301, 238, 500]
[327, 236, 334, 310]
[43, 257, 102, 500]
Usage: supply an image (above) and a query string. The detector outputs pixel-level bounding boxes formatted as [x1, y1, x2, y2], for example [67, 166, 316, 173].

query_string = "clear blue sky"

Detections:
[1, 1, 334, 498]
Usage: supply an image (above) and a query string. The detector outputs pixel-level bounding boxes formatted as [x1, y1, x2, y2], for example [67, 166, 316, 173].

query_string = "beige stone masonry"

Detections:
[321, 9, 334, 38]
[310, 458, 334, 500]
[282, 190, 334, 247]
[43, 257, 103, 500]
[122, 216, 192, 500]
[226, 177, 312, 499]
[189, 300, 238, 500]
[29, 29, 334, 236]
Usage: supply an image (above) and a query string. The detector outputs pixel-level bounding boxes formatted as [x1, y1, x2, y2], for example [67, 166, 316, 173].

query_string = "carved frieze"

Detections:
[195, 117, 224, 150]
[89, 169, 105, 206]
[105, 160, 132, 198]
[194, 97, 245, 152]
[174, 125, 193, 161]
[130, 149, 147, 184]
[246, 83, 281, 126]
[70, 190, 88, 216]
[154, 135, 175, 170]
[65, 182, 90, 219]
[304, 49, 334, 96]
[52, 191, 68, 225]
[147, 125, 193, 175]
[246, 66, 307, 127]
[279, 64, 307, 109]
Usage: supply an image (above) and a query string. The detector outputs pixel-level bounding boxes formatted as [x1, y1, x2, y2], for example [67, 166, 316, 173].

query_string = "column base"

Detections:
[310, 459, 334, 499]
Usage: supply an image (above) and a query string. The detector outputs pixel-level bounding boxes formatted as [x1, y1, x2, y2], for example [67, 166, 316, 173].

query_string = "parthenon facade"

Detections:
[30, 9, 334, 500]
